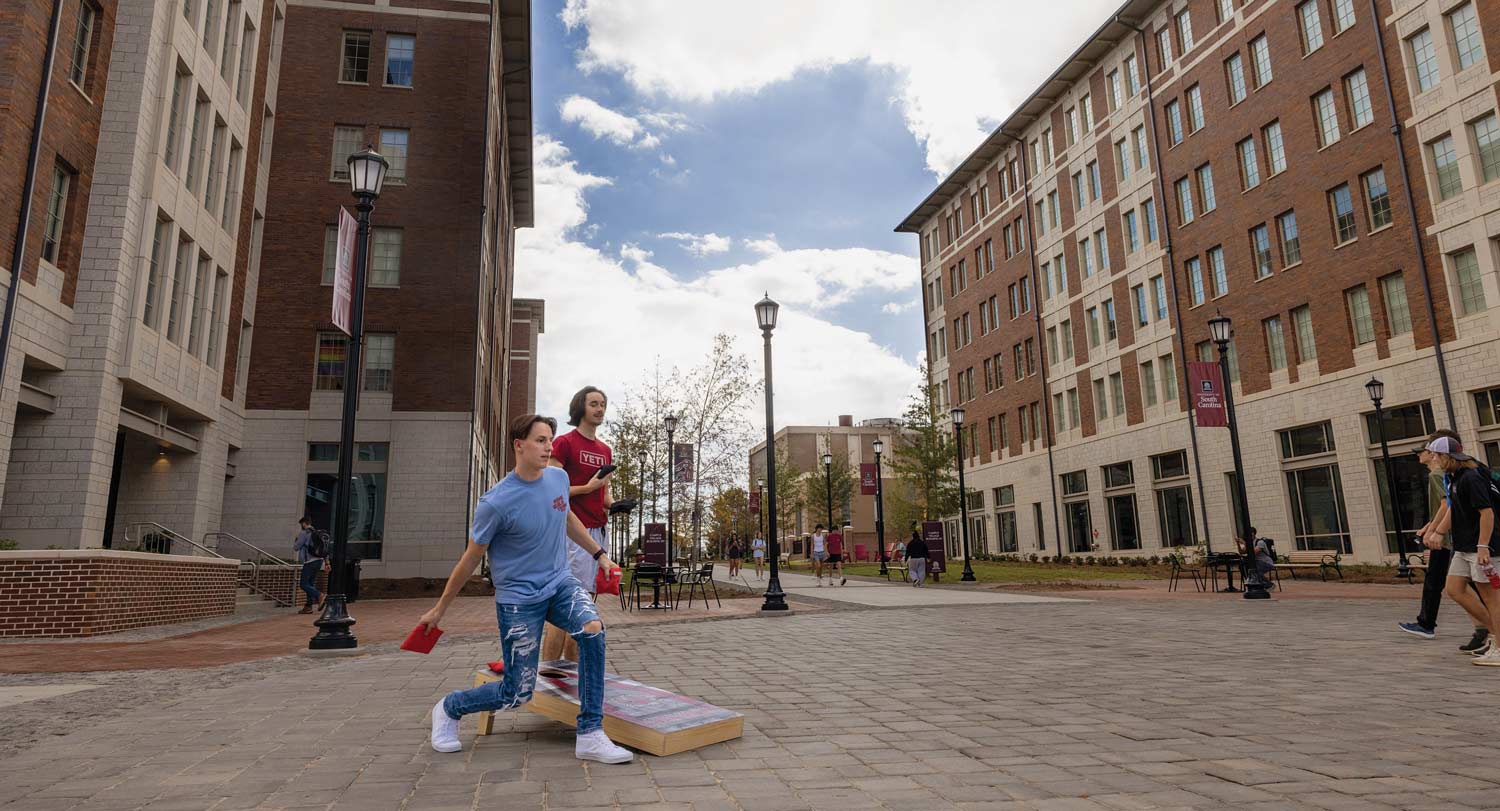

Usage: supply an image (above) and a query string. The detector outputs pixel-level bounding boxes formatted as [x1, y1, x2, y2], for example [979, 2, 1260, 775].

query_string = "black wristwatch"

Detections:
[592, 548, 605, 560]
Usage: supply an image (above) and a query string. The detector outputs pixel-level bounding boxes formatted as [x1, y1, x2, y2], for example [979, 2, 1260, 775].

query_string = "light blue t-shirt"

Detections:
[471, 466, 573, 605]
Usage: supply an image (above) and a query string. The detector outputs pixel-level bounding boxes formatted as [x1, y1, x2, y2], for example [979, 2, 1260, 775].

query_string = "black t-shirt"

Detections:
[1448, 467, 1500, 553]
[906, 538, 929, 559]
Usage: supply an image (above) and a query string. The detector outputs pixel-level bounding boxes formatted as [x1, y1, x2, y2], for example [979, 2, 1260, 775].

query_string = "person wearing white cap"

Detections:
[1421, 436, 1500, 666]
[1402, 430, 1490, 653]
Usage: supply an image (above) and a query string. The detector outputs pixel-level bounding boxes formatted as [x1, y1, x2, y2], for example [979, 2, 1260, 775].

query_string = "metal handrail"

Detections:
[203, 531, 294, 567]
[123, 522, 225, 558]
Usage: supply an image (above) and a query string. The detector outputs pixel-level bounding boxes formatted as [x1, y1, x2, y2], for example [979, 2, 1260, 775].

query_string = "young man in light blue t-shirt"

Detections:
[417, 414, 631, 764]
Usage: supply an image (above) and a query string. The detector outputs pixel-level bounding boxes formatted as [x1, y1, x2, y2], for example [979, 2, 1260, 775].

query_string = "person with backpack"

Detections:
[1236, 527, 1275, 584]
[1400, 429, 1490, 651]
[1422, 436, 1500, 666]
[293, 516, 325, 614]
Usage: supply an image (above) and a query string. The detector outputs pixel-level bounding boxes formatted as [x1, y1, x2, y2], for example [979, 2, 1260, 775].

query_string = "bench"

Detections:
[1279, 550, 1342, 581]
[1400, 549, 1432, 585]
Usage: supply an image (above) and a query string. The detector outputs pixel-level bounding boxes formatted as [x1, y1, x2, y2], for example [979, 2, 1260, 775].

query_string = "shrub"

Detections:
[0, 539, 16, 551]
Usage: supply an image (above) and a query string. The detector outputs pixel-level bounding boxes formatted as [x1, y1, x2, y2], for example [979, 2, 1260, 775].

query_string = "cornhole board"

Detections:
[470, 660, 743, 756]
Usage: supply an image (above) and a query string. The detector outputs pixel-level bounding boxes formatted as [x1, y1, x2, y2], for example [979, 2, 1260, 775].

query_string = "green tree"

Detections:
[770, 440, 803, 549]
[886, 365, 960, 534]
[706, 486, 750, 556]
[802, 433, 855, 530]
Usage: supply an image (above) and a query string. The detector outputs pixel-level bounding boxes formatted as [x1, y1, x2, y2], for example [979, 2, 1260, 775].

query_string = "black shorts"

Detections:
[827, 554, 842, 563]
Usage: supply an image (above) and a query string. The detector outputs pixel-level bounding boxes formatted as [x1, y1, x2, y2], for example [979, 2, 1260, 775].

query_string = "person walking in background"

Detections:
[810, 524, 829, 585]
[905, 524, 928, 587]
[726, 537, 744, 578]
[826, 524, 847, 586]
[1421, 437, 1500, 666]
[292, 516, 323, 614]
[1400, 429, 1490, 651]
[751, 533, 766, 579]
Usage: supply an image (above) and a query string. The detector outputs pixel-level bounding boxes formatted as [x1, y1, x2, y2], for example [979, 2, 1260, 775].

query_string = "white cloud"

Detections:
[515, 136, 918, 430]
[559, 94, 688, 158]
[882, 299, 918, 315]
[658, 231, 732, 257]
[744, 235, 781, 255]
[561, 0, 1120, 176]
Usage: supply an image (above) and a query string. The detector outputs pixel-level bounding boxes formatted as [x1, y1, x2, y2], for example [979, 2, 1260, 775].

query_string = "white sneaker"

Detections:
[1473, 637, 1495, 657]
[430, 700, 462, 753]
[1474, 646, 1500, 667]
[575, 729, 633, 763]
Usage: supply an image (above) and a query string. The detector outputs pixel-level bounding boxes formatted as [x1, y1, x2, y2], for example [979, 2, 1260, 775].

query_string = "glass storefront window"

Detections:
[1066, 501, 1093, 553]
[1156, 486, 1196, 547]
[997, 511, 1018, 552]
[1375, 456, 1431, 554]
[1286, 464, 1352, 552]
[1107, 494, 1140, 550]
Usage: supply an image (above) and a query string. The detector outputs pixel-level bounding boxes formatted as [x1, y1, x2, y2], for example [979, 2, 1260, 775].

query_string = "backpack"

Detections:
[308, 530, 330, 559]
[1258, 537, 1277, 561]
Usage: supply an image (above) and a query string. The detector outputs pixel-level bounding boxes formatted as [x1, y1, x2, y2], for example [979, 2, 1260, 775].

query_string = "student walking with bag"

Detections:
[1421, 437, 1500, 666]
[292, 516, 325, 614]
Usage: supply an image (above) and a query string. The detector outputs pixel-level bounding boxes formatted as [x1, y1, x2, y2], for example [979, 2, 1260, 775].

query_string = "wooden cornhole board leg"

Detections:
[470, 660, 743, 756]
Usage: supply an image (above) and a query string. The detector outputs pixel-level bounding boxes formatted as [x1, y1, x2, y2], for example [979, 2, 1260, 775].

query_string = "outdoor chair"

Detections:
[675, 563, 721, 609]
[1168, 553, 1205, 592]
[629, 563, 672, 610]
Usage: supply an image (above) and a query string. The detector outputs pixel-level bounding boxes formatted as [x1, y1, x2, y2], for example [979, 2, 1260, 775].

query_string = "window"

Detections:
[1161, 353, 1178, 401]
[1087, 306, 1100, 347]
[40, 164, 70, 264]
[1346, 286, 1375, 345]
[187, 253, 209, 355]
[1128, 284, 1146, 327]
[1292, 305, 1316, 363]
[1217, 0, 1234, 24]
[1477, 387, 1500, 427]
[1176, 177, 1195, 223]
[1115, 140, 1130, 182]
[1344, 69, 1373, 129]
[1332, 0, 1355, 32]
[1141, 360, 1158, 407]
[1152, 450, 1189, 481]
[1157, 485, 1197, 547]
[1197, 164, 1216, 213]
[1124, 54, 1139, 96]
[305, 442, 388, 560]
[1472, 115, 1500, 184]
[1081, 94, 1094, 131]
[1094, 228, 1108, 272]
[1187, 84, 1205, 132]
[144, 217, 169, 329]
[331, 125, 362, 181]
[68, 1, 95, 87]
[1225, 54, 1247, 105]
[184, 98, 208, 193]
[1103, 298, 1117, 341]
[1142, 198, 1158, 242]
[1313, 89, 1340, 147]
[1453, 247, 1486, 315]
[221, 142, 242, 230]
[384, 33, 414, 87]
[1177, 9, 1194, 52]
[1429, 134, 1461, 199]
[1250, 224, 1273, 278]
[206, 268, 226, 368]
[1123, 209, 1139, 253]
[1354, 169, 1392, 234]
[1208, 246, 1228, 297]
[1088, 161, 1101, 200]
[1133, 125, 1148, 170]
[1298, 1, 1324, 53]
[1048, 191, 1059, 228]
[202, 0, 219, 52]
[1157, 27, 1174, 68]
[1238, 138, 1261, 189]
[1187, 257, 1205, 306]
[1450, 3, 1483, 72]
[1065, 107, 1078, 145]
[219, 2, 240, 80]
[1263, 121, 1286, 175]
[236, 20, 256, 107]
[1276, 211, 1301, 267]
[379, 128, 408, 183]
[1285, 465, 1351, 552]
[1264, 315, 1288, 370]
[1072, 172, 1084, 208]
[164, 71, 188, 172]
[204, 121, 226, 211]
[1080, 235, 1093, 277]
[1152, 275, 1168, 321]
[1409, 28, 1439, 93]
[1108, 493, 1141, 551]
[1381, 273, 1413, 335]
[1067, 388, 1080, 429]
[370, 228, 402, 286]
[1108, 69, 1122, 110]
[363, 333, 395, 392]
[1250, 34, 1272, 87]
[341, 30, 371, 83]
[167, 233, 194, 343]
[1329, 184, 1357, 244]
[1166, 100, 1183, 145]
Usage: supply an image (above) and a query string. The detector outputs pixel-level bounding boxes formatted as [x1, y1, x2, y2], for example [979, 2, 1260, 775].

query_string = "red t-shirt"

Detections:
[552, 430, 612, 528]
[827, 532, 843, 555]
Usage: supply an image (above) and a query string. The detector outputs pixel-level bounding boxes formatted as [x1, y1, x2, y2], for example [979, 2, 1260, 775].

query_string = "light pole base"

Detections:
[308, 596, 358, 651]
[759, 606, 795, 616]
[1241, 572, 1273, 600]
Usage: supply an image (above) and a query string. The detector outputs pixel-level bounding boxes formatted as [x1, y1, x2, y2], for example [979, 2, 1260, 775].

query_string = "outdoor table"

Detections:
[1206, 552, 1244, 593]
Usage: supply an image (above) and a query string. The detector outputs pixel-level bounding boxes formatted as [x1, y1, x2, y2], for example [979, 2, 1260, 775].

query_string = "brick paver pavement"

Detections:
[1, 590, 1495, 810]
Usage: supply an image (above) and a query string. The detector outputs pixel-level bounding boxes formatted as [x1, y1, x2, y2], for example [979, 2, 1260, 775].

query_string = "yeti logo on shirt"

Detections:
[579, 450, 607, 467]
[553, 496, 566, 512]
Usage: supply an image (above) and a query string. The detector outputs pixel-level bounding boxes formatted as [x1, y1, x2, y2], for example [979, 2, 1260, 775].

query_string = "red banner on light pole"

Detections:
[748, 491, 761, 514]
[859, 463, 877, 495]
[331, 207, 356, 335]
[1188, 361, 1228, 428]
[673, 443, 694, 483]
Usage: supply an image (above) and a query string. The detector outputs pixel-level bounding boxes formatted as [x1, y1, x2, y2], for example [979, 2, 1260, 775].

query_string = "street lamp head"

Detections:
[663, 414, 678, 434]
[950, 406, 965, 426]
[346, 144, 389, 199]
[1207, 311, 1232, 346]
[1365, 376, 1385, 404]
[872, 439, 884, 455]
[755, 293, 780, 332]
[756, 478, 765, 490]
[822, 452, 832, 466]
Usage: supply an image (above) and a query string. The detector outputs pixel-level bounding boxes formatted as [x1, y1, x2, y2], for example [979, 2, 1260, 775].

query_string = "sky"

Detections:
[515, 0, 1123, 432]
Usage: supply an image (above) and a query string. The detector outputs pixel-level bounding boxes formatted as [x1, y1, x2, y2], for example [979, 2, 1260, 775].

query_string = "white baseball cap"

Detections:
[1424, 436, 1474, 461]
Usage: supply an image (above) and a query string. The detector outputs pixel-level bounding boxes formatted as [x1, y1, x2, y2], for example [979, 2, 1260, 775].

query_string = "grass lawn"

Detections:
[775, 558, 1163, 583]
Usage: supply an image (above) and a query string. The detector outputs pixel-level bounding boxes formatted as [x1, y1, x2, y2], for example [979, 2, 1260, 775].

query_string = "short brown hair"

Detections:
[567, 386, 607, 427]
[1429, 428, 1462, 450]
[509, 414, 557, 444]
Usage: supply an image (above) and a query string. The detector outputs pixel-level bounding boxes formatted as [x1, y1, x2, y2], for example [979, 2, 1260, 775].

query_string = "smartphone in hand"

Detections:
[594, 463, 617, 480]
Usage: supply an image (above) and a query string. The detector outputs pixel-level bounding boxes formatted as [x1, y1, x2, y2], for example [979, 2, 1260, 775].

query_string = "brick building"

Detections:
[0, 0, 285, 551]
[748, 416, 906, 558]
[224, 0, 534, 579]
[898, 0, 1500, 564]
[504, 297, 543, 470]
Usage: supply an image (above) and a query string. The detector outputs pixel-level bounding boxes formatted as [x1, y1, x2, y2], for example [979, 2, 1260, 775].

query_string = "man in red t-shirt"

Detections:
[826, 525, 847, 586]
[543, 386, 614, 662]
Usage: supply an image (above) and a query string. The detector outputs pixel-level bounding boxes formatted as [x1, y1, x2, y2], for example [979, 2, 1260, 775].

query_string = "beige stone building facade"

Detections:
[899, 0, 1500, 564]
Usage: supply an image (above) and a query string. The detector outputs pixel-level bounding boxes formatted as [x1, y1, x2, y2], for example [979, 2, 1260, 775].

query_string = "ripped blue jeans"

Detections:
[441, 577, 605, 734]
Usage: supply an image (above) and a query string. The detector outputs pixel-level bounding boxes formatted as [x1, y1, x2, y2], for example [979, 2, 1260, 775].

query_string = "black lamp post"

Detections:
[1208, 313, 1269, 600]
[874, 438, 888, 576]
[756, 477, 765, 541]
[664, 414, 678, 566]
[637, 450, 646, 559]
[822, 451, 834, 537]
[757, 294, 789, 611]
[310, 145, 389, 651]
[950, 407, 977, 582]
[1368, 377, 1411, 580]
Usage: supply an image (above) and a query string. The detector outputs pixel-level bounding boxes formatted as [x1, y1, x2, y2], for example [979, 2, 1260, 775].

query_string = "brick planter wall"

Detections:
[0, 551, 240, 638]
[249, 564, 328, 607]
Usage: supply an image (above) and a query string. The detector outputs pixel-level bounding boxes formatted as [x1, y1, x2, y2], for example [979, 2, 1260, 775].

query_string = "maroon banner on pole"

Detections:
[859, 463, 877, 495]
[673, 443, 694, 483]
[922, 521, 947, 574]
[331, 207, 357, 335]
[1188, 361, 1228, 428]
[643, 523, 667, 565]
[748, 491, 761, 514]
